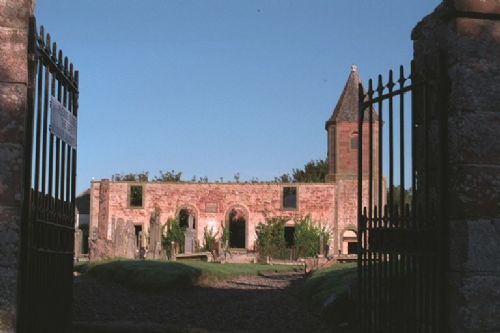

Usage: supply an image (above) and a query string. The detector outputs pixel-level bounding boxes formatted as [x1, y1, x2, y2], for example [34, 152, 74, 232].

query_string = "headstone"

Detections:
[319, 235, 325, 257]
[147, 207, 162, 259]
[184, 229, 195, 254]
[170, 241, 177, 261]
[74, 229, 83, 259]
[113, 218, 136, 259]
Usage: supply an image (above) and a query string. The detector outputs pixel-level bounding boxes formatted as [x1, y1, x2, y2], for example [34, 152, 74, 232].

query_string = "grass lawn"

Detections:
[298, 263, 357, 307]
[75, 259, 301, 292]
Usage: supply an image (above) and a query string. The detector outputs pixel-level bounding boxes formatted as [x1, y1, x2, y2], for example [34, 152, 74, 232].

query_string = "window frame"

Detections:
[128, 184, 144, 208]
[282, 186, 298, 211]
[350, 132, 359, 150]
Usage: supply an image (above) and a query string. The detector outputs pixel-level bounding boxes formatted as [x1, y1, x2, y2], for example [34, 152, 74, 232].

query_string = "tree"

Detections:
[292, 159, 328, 182]
[274, 173, 292, 183]
[153, 169, 182, 182]
[275, 159, 328, 183]
[391, 185, 413, 210]
[112, 172, 149, 182]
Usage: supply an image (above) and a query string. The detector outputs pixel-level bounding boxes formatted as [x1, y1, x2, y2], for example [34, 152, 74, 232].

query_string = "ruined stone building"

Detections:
[87, 66, 379, 260]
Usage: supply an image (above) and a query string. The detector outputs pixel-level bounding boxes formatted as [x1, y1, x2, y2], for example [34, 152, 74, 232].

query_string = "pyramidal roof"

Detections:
[325, 65, 377, 128]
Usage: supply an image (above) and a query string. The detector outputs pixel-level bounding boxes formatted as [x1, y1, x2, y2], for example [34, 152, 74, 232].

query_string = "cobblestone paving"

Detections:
[73, 272, 329, 333]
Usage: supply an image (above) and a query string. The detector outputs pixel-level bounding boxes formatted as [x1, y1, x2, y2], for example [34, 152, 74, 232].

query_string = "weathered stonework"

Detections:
[0, 0, 33, 331]
[90, 182, 339, 254]
[413, 1, 500, 331]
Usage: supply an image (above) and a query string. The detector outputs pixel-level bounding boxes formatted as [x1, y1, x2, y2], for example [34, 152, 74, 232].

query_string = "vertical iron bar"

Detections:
[357, 82, 364, 333]
[41, 45, 49, 195]
[388, 71, 394, 218]
[377, 75, 384, 218]
[48, 43, 56, 207]
[34, 38, 44, 197]
[55, 50, 62, 205]
[399, 66, 406, 220]
[367, 79, 374, 332]
[387, 70, 395, 332]
[376, 74, 384, 331]
[60, 57, 68, 215]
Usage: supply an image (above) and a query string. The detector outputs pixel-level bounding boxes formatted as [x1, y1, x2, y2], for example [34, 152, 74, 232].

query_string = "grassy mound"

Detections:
[75, 259, 301, 292]
[298, 262, 356, 307]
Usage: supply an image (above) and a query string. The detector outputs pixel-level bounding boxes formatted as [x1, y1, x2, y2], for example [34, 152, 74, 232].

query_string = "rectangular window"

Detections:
[348, 242, 358, 254]
[283, 186, 297, 210]
[129, 185, 143, 207]
[350, 133, 359, 149]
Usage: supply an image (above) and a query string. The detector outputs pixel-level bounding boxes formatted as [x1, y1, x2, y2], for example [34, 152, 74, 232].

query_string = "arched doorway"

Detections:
[226, 206, 247, 249]
[177, 205, 197, 230]
[342, 229, 358, 255]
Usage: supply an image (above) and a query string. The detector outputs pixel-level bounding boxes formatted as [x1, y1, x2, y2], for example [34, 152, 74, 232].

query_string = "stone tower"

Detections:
[325, 65, 379, 182]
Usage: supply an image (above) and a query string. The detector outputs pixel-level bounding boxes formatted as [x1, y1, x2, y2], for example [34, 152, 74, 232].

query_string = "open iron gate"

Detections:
[19, 17, 79, 332]
[357, 58, 447, 332]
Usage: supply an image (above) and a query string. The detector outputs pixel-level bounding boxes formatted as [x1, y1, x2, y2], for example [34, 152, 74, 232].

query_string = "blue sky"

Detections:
[35, 0, 441, 193]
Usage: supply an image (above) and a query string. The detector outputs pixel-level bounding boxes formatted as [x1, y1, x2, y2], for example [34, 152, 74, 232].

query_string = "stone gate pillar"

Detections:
[0, 0, 35, 331]
[413, 1, 500, 331]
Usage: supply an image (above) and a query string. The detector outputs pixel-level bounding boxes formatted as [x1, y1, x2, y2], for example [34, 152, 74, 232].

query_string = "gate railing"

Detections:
[357, 60, 446, 332]
[19, 17, 79, 333]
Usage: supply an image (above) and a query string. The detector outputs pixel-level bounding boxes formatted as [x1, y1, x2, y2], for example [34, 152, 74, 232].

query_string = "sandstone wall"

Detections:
[90, 182, 338, 251]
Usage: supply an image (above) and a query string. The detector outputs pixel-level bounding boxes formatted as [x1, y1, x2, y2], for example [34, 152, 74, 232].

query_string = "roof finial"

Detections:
[351, 64, 357, 72]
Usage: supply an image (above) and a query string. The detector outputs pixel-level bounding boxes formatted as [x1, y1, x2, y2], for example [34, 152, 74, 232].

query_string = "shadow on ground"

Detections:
[73, 272, 330, 333]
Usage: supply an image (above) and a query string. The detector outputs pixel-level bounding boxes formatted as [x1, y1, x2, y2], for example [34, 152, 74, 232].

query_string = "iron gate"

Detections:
[357, 59, 447, 332]
[19, 17, 79, 332]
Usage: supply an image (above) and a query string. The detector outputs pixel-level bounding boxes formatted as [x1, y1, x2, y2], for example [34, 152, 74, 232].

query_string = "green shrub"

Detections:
[161, 218, 185, 258]
[255, 217, 287, 260]
[201, 225, 217, 253]
[294, 215, 330, 258]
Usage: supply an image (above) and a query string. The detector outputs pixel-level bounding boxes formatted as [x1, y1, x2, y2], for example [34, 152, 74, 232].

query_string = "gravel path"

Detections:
[73, 272, 329, 333]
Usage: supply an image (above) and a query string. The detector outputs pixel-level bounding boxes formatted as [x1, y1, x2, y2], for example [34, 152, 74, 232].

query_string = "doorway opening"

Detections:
[227, 207, 247, 249]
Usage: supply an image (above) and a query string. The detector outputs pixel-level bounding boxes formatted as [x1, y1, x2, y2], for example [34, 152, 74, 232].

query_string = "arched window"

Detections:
[350, 132, 359, 150]
[342, 229, 358, 255]
[177, 206, 196, 230]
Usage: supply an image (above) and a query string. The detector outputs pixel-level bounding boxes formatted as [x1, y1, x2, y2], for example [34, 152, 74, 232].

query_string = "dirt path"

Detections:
[73, 272, 329, 333]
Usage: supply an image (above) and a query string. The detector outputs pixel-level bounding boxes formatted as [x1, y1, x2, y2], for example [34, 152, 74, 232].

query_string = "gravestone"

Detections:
[112, 218, 136, 258]
[147, 207, 162, 259]
[74, 229, 83, 259]
[184, 215, 196, 253]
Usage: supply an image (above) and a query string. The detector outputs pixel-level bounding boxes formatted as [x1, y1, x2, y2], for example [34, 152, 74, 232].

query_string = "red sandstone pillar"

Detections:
[0, 0, 35, 330]
[413, 1, 500, 331]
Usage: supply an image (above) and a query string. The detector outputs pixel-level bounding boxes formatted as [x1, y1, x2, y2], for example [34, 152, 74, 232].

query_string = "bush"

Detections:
[294, 215, 330, 258]
[201, 225, 217, 253]
[161, 218, 185, 258]
[255, 217, 287, 260]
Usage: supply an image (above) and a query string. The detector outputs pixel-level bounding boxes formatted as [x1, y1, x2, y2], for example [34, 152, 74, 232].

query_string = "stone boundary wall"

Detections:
[89, 181, 339, 252]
